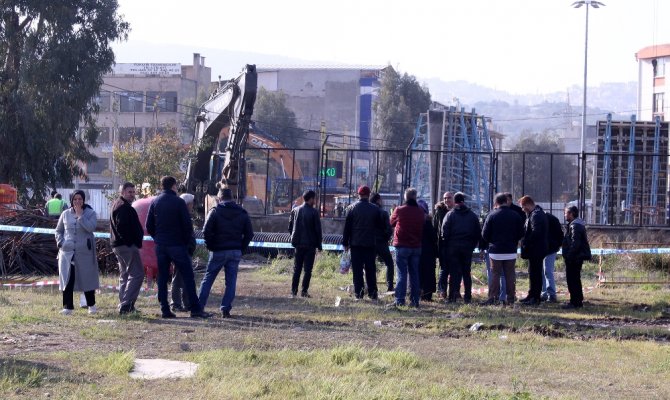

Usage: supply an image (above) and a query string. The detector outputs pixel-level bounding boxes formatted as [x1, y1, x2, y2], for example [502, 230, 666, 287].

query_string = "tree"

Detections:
[499, 131, 578, 202]
[373, 67, 431, 191]
[254, 87, 303, 148]
[0, 1, 129, 203]
[113, 128, 188, 197]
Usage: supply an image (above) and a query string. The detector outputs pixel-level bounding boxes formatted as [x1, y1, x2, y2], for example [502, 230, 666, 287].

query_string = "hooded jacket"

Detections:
[442, 204, 481, 251]
[562, 218, 592, 262]
[204, 201, 254, 252]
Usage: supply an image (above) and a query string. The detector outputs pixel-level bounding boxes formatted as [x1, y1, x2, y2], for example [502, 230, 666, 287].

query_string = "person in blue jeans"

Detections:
[389, 188, 425, 307]
[198, 188, 253, 318]
[146, 176, 209, 319]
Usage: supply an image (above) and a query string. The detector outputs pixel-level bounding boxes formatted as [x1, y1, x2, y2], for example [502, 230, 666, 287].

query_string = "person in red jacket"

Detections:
[390, 188, 425, 307]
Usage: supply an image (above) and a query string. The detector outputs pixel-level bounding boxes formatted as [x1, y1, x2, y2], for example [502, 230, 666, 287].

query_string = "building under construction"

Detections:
[410, 106, 499, 212]
[594, 114, 669, 225]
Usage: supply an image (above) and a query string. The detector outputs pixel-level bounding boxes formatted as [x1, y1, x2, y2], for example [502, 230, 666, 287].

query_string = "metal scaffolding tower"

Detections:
[412, 106, 494, 213]
[410, 113, 430, 202]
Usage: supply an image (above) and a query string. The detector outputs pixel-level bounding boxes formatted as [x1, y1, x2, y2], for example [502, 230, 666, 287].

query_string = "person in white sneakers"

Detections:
[55, 190, 100, 315]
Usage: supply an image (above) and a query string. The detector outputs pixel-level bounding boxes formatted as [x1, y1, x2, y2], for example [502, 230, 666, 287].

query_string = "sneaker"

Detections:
[87, 306, 97, 314]
[161, 311, 177, 318]
[59, 309, 73, 315]
[289, 293, 297, 299]
[221, 309, 231, 318]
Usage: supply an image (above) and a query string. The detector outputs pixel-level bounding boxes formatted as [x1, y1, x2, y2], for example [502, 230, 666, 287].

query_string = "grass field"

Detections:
[1, 253, 669, 399]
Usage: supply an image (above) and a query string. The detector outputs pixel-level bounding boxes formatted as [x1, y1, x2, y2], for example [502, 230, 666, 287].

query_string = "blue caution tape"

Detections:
[1, 224, 668, 254]
[0, 224, 344, 251]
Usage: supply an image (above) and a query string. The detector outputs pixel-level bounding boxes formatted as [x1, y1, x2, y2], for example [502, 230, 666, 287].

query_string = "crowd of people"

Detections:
[339, 186, 592, 310]
[53, 178, 592, 318]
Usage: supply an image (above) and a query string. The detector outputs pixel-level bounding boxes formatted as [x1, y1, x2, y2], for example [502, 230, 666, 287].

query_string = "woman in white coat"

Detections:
[55, 190, 100, 315]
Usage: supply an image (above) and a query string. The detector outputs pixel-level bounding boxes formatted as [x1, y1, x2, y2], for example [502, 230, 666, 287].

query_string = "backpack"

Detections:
[545, 212, 564, 253]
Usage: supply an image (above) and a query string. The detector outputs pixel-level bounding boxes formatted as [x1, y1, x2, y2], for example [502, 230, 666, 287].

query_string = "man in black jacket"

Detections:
[481, 193, 524, 305]
[434, 192, 454, 299]
[147, 176, 209, 319]
[442, 192, 481, 303]
[518, 195, 548, 305]
[561, 205, 591, 309]
[110, 182, 145, 315]
[288, 190, 322, 298]
[198, 188, 254, 318]
[342, 186, 384, 300]
[371, 193, 394, 292]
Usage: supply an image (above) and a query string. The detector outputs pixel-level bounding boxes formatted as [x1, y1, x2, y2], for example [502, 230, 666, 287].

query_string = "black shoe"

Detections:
[409, 302, 420, 308]
[480, 298, 498, 306]
[369, 293, 378, 300]
[463, 298, 471, 304]
[161, 311, 177, 319]
[171, 305, 188, 313]
[548, 296, 558, 303]
[387, 285, 395, 292]
[221, 309, 231, 318]
[521, 298, 540, 306]
[190, 311, 212, 319]
[300, 292, 311, 298]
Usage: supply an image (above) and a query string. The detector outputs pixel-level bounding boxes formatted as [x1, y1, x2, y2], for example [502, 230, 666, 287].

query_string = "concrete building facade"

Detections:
[80, 53, 211, 189]
[256, 66, 387, 150]
[636, 43, 669, 121]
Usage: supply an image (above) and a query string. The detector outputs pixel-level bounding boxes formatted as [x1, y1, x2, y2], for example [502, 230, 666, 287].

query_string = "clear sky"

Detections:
[113, 0, 669, 94]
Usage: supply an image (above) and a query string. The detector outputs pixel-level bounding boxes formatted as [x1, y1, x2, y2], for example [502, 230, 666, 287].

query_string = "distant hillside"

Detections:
[423, 78, 637, 137]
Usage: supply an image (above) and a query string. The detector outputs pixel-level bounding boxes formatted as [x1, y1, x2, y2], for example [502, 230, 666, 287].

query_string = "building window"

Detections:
[653, 93, 664, 114]
[93, 91, 111, 112]
[118, 127, 142, 143]
[145, 91, 178, 112]
[95, 127, 110, 143]
[87, 158, 109, 174]
[118, 91, 143, 112]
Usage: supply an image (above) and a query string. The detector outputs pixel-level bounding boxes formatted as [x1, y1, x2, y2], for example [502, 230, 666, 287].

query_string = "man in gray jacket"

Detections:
[288, 190, 322, 298]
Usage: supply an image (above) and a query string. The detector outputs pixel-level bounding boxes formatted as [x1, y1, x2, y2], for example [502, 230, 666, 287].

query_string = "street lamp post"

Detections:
[572, 0, 604, 218]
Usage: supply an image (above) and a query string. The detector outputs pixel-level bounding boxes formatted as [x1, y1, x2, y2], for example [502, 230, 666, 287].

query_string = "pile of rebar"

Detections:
[0, 209, 118, 277]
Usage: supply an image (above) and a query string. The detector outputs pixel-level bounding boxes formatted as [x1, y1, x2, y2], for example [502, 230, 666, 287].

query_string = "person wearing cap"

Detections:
[110, 182, 145, 314]
[169, 192, 196, 313]
[417, 199, 438, 302]
[198, 187, 253, 318]
[288, 190, 322, 298]
[441, 192, 481, 303]
[146, 176, 210, 319]
[434, 191, 455, 299]
[390, 188, 426, 307]
[342, 185, 384, 300]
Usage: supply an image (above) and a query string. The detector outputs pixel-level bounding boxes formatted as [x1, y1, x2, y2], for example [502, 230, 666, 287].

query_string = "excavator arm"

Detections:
[184, 64, 257, 213]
